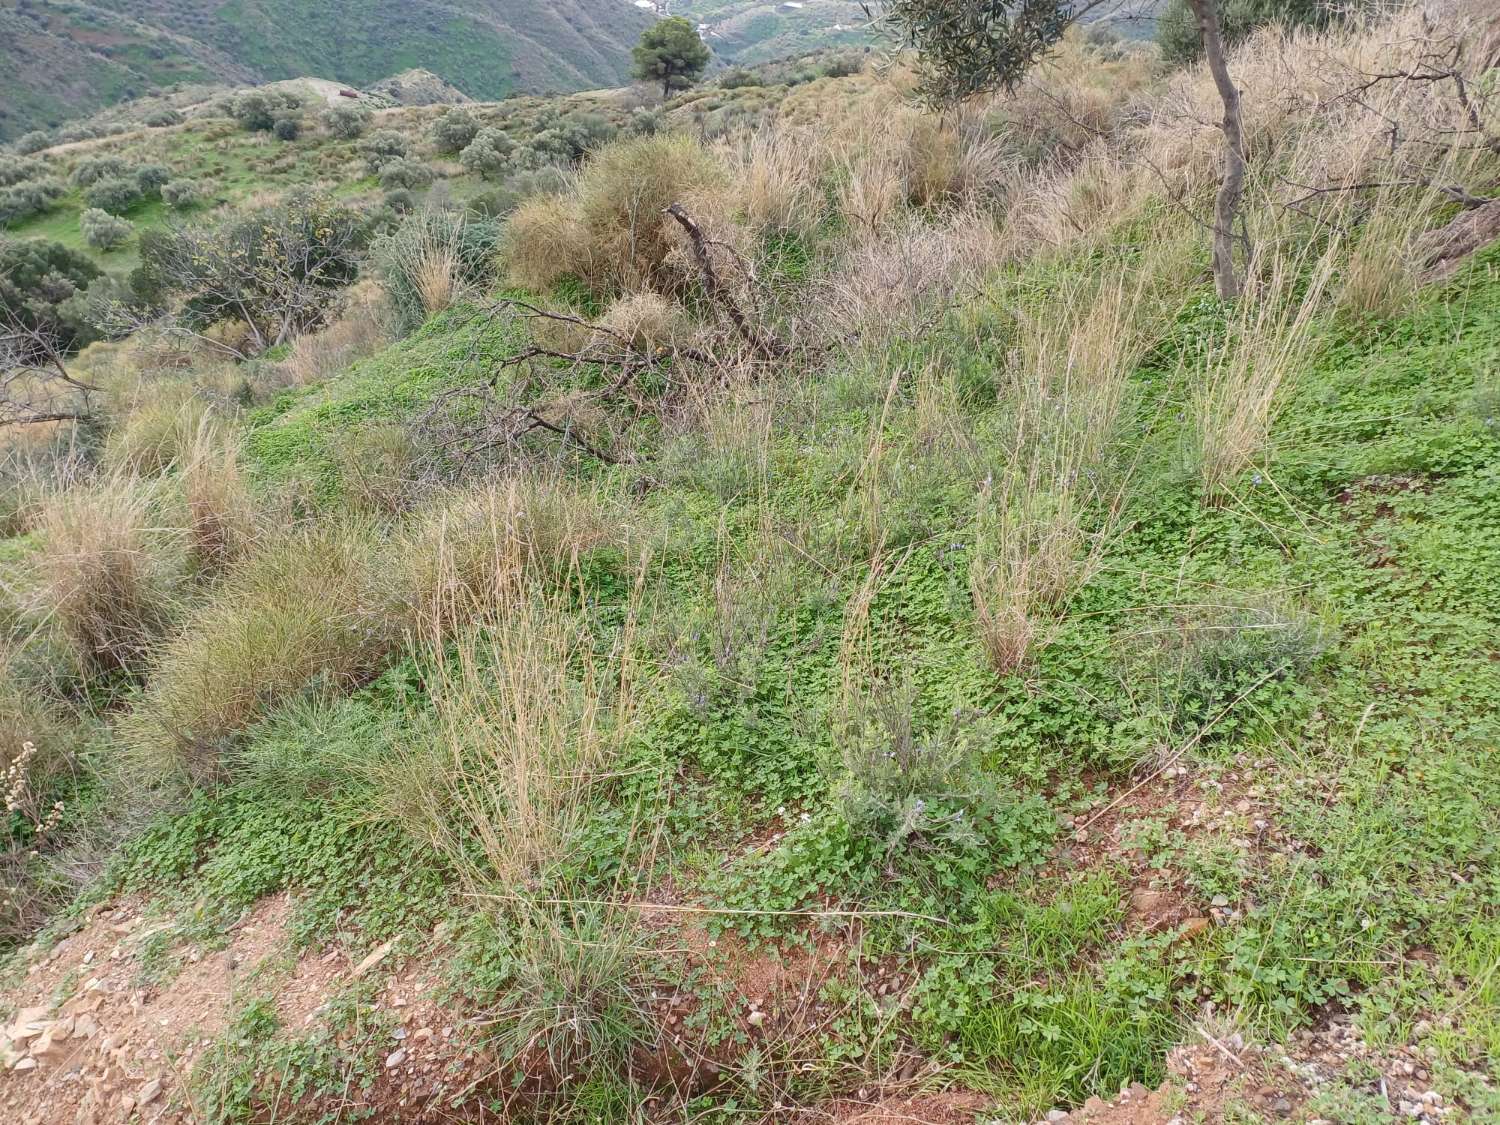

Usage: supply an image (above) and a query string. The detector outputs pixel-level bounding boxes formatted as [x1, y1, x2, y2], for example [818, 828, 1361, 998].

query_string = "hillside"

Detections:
[678, 0, 875, 64]
[0, 0, 653, 142]
[2, 6, 1500, 1125]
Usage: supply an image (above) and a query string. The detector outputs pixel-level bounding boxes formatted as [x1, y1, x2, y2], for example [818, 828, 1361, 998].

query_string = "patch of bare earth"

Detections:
[0, 895, 502, 1124]
[0, 893, 295, 1123]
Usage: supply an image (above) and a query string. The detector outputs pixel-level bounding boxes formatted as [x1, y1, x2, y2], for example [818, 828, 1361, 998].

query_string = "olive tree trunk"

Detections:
[1188, 0, 1248, 300]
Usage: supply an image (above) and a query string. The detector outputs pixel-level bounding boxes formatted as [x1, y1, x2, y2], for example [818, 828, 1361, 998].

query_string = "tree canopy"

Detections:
[877, 0, 1078, 105]
[632, 17, 712, 99]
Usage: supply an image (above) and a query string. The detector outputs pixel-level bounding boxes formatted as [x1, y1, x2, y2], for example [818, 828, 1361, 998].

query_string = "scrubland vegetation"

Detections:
[2, 4, 1500, 1123]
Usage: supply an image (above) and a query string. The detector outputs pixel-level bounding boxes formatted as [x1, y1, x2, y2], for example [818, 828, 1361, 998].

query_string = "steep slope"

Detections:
[0, 0, 653, 141]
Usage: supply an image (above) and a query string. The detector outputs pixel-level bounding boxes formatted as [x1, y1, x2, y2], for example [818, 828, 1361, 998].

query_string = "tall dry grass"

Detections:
[507, 133, 725, 296]
[180, 417, 258, 574]
[1191, 244, 1339, 497]
[384, 592, 618, 888]
[36, 474, 180, 677]
[968, 265, 1168, 672]
[276, 281, 389, 387]
[122, 478, 612, 780]
[101, 388, 216, 477]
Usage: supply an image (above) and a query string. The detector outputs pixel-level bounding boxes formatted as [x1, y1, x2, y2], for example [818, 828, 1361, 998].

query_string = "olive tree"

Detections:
[460, 127, 516, 180]
[119, 192, 365, 357]
[79, 208, 132, 251]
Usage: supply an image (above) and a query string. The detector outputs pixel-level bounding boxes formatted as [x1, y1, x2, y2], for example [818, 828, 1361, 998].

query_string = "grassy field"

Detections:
[1, 9, 1498, 1124]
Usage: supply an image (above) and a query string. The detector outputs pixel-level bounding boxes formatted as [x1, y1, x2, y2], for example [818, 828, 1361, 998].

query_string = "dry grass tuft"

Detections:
[181, 417, 257, 574]
[506, 134, 724, 297]
[822, 210, 1005, 341]
[397, 478, 611, 634]
[121, 518, 387, 781]
[330, 423, 420, 517]
[102, 388, 216, 477]
[968, 266, 1166, 673]
[1192, 248, 1338, 497]
[37, 475, 179, 677]
[123, 478, 613, 781]
[278, 282, 389, 387]
[387, 592, 616, 887]
[598, 291, 692, 352]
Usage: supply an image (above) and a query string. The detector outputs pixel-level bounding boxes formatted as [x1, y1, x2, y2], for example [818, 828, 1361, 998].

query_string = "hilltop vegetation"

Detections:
[0, 0, 653, 142]
[2, 5, 1500, 1124]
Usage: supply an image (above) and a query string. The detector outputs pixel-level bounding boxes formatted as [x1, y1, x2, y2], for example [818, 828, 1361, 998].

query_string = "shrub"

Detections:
[230, 91, 291, 132]
[145, 108, 184, 128]
[79, 208, 132, 251]
[134, 163, 171, 195]
[323, 103, 370, 140]
[272, 116, 301, 142]
[525, 113, 617, 167]
[459, 127, 515, 180]
[135, 191, 364, 353]
[719, 68, 762, 90]
[70, 156, 131, 188]
[36, 476, 180, 678]
[383, 188, 416, 214]
[821, 51, 865, 78]
[1158, 0, 1336, 65]
[375, 208, 502, 333]
[834, 680, 1000, 862]
[429, 107, 480, 154]
[357, 129, 408, 174]
[0, 179, 66, 226]
[0, 238, 101, 350]
[84, 175, 145, 214]
[14, 131, 52, 155]
[160, 179, 203, 209]
[376, 157, 434, 191]
[0, 156, 45, 188]
[505, 133, 723, 296]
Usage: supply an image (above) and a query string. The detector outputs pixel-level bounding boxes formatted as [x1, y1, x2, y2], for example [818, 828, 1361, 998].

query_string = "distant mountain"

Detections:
[0, 0, 654, 141]
[670, 1, 875, 65]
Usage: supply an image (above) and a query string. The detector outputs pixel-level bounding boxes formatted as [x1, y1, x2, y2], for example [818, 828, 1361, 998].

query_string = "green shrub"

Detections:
[272, 117, 301, 142]
[14, 130, 52, 155]
[0, 237, 101, 349]
[429, 107, 480, 154]
[525, 112, 616, 167]
[144, 108, 184, 128]
[0, 179, 65, 226]
[70, 155, 131, 188]
[84, 175, 144, 214]
[160, 178, 203, 209]
[134, 163, 171, 195]
[322, 103, 370, 140]
[79, 208, 132, 251]
[1158, 0, 1337, 64]
[459, 127, 515, 180]
[230, 90, 296, 132]
[376, 157, 433, 191]
[357, 129, 408, 174]
[0, 156, 45, 188]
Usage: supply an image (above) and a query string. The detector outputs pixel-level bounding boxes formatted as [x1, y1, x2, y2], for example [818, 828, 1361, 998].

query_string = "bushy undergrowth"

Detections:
[3, 8, 1499, 1123]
